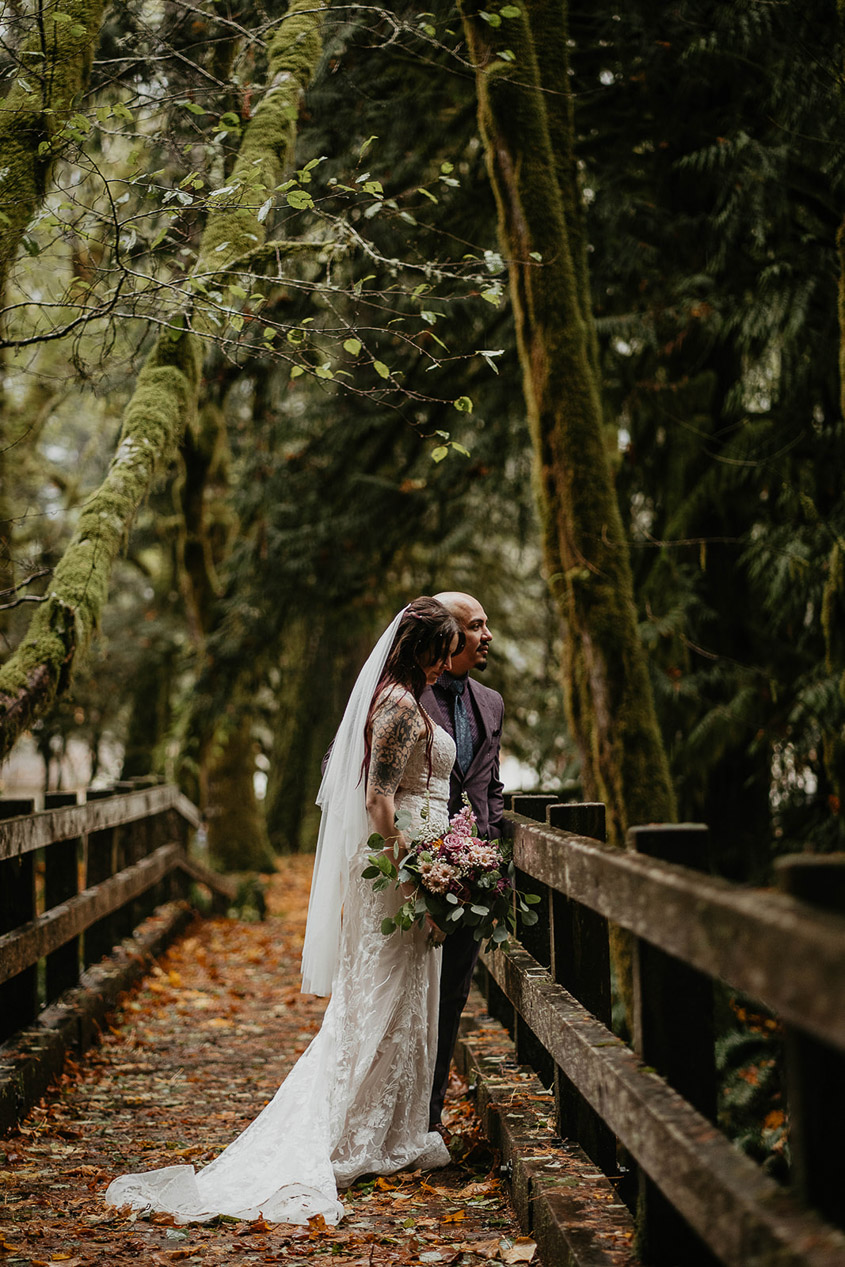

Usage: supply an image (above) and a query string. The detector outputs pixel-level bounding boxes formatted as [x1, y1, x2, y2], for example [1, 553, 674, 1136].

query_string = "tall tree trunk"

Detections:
[206, 711, 275, 872]
[0, 0, 325, 760]
[461, 0, 676, 849]
[821, 6, 845, 810]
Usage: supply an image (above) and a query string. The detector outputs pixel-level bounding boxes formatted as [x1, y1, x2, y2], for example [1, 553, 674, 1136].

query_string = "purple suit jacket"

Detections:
[421, 677, 505, 840]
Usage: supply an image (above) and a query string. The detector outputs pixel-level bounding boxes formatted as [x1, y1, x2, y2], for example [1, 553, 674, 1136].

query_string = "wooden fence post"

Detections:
[43, 791, 81, 1002]
[511, 794, 560, 1088]
[0, 799, 38, 1041]
[83, 788, 118, 965]
[547, 802, 616, 1174]
[627, 823, 717, 1267]
[775, 853, 845, 1231]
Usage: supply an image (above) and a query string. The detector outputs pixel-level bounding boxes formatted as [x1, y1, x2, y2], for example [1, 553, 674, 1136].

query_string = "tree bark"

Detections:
[206, 712, 275, 872]
[0, 0, 326, 761]
[460, 0, 675, 847]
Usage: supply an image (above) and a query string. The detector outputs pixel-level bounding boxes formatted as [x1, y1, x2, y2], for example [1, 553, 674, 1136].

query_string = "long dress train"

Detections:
[104, 716, 454, 1225]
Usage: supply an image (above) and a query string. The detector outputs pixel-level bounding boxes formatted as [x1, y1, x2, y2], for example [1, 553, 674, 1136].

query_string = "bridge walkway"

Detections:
[0, 856, 532, 1267]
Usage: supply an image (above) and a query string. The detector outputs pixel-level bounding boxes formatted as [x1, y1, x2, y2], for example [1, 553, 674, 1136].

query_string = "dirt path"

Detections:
[0, 857, 536, 1266]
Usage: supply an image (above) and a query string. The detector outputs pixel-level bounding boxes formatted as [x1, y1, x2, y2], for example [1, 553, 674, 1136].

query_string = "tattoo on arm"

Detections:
[369, 696, 421, 796]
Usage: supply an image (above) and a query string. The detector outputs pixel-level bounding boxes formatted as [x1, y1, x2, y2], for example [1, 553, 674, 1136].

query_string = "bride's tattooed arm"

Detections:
[368, 694, 421, 797]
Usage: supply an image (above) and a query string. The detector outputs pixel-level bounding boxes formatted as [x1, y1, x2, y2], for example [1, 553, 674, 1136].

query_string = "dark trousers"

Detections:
[429, 924, 481, 1127]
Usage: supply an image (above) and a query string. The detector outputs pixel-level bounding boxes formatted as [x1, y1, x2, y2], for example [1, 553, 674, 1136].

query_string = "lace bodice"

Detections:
[392, 710, 455, 839]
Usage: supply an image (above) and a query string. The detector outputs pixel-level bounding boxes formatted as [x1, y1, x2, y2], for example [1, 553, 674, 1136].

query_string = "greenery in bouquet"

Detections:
[362, 797, 540, 951]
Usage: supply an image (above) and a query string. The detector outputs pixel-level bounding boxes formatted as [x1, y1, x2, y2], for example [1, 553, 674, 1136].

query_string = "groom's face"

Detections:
[448, 597, 492, 677]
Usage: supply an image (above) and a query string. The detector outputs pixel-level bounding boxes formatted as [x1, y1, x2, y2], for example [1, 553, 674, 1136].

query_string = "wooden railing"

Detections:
[0, 782, 208, 1045]
[477, 795, 845, 1267]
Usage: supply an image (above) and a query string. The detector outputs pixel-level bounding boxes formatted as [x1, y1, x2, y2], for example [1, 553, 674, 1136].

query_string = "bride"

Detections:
[105, 597, 462, 1225]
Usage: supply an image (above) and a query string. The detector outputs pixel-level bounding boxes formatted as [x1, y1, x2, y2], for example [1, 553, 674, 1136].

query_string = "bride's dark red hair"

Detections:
[362, 597, 463, 779]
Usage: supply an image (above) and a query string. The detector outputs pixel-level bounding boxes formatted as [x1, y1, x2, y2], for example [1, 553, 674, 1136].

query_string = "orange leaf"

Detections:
[307, 1213, 329, 1236]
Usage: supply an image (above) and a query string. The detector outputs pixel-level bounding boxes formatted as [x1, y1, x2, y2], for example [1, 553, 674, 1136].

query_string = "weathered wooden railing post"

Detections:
[511, 794, 560, 1089]
[775, 853, 845, 1231]
[627, 823, 717, 1266]
[43, 791, 81, 1001]
[84, 788, 119, 965]
[547, 802, 615, 1174]
[482, 794, 518, 1038]
[0, 799, 37, 1042]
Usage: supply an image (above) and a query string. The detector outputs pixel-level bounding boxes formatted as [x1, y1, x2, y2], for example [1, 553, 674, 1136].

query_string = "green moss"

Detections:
[0, 1, 323, 758]
[196, 0, 325, 280]
[0, 342, 198, 758]
[0, 0, 106, 294]
[461, 0, 676, 845]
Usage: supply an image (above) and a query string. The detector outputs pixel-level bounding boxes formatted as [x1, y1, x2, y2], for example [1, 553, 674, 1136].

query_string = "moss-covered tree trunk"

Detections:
[0, 0, 325, 761]
[0, 0, 107, 638]
[460, 0, 676, 847]
[206, 709, 275, 872]
[0, 0, 106, 296]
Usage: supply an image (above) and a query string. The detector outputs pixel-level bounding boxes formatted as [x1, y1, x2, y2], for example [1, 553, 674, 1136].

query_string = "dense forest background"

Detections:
[1, 0, 843, 883]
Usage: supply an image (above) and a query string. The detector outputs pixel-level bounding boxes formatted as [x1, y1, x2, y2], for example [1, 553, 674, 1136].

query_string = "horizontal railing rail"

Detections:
[0, 783, 213, 1051]
[510, 814, 845, 1052]
[0, 785, 201, 861]
[476, 796, 845, 1267]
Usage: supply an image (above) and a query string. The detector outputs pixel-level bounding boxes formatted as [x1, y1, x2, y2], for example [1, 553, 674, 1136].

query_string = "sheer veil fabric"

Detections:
[301, 606, 405, 997]
[105, 608, 451, 1225]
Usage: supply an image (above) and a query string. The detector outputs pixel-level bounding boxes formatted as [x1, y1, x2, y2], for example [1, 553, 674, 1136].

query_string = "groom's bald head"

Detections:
[434, 592, 492, 675]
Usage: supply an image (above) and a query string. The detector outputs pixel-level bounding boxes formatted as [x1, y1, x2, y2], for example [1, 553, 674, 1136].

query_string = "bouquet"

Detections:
[362, 797, 540, 951]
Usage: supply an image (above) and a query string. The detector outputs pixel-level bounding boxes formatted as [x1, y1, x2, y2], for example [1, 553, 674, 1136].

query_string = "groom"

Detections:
[421, 591, 505, 1131]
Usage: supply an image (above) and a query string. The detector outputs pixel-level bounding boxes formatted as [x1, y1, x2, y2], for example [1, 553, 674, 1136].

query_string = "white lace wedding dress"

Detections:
[105, 714, 454, 1225]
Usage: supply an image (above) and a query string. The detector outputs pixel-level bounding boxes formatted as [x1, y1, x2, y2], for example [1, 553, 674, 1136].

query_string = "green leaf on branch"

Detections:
[501, 4, 521, 15]
[453, 396, 473, 412]
[373, 360, 390, 379]
[343, 338, 362, 356]
[381, 917, 397, 935]
[431, 446, 448, 463]
[314, 363, 334, 380]
[290, 365, 304, 379]
[286, 188, 314, 210]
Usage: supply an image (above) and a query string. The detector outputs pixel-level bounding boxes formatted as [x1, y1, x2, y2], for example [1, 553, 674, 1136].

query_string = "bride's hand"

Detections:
[426, 915, 445, 946]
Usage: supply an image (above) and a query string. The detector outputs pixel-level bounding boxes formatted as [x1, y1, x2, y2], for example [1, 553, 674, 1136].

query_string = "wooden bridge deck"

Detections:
[0, 857, 532, 1267]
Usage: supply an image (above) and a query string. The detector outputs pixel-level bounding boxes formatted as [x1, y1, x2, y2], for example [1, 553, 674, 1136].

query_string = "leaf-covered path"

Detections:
[0, 857, 536, 1266]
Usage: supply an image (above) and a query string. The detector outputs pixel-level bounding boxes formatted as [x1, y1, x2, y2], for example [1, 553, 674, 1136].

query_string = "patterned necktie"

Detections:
[446, 676, 474, 774]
